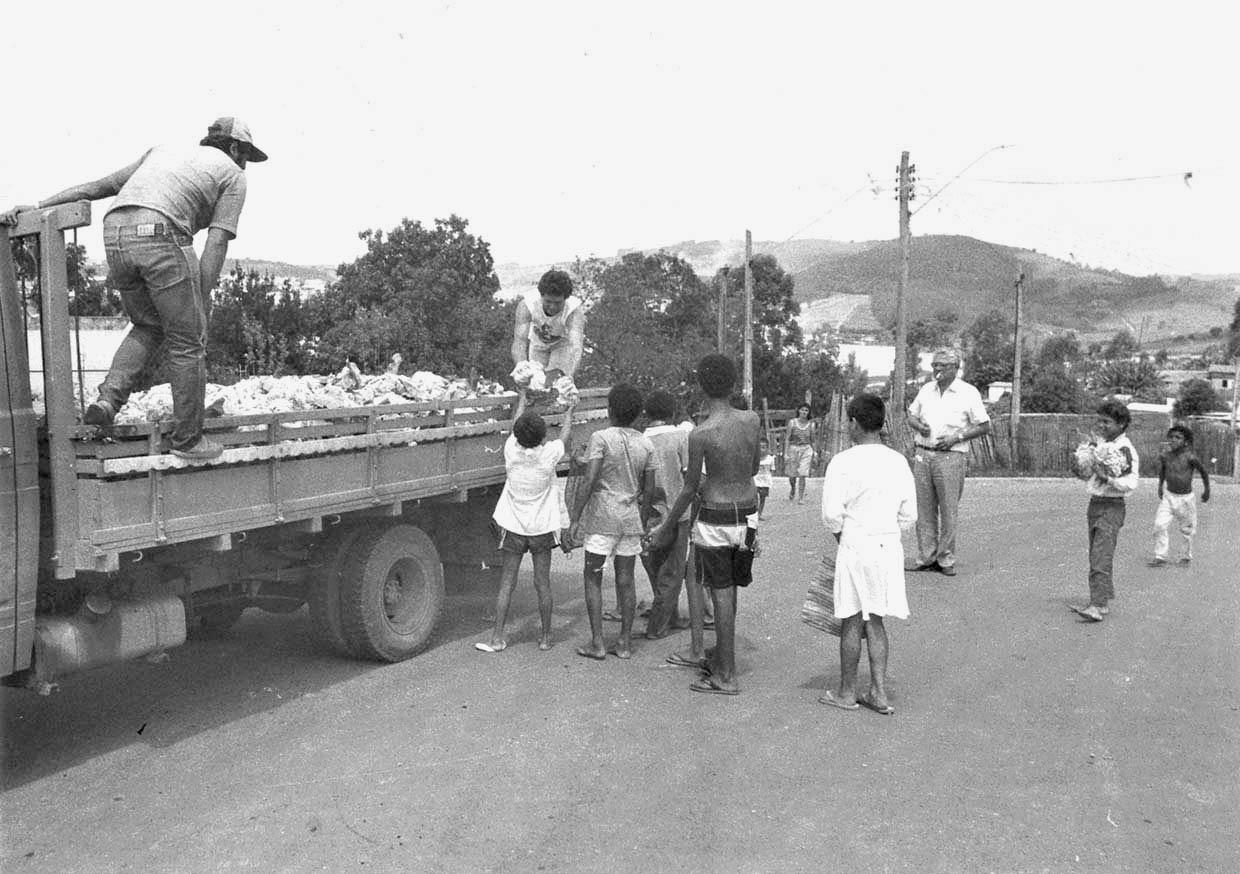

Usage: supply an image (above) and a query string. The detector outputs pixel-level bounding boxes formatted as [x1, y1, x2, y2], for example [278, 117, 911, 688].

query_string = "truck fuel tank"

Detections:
[31, 595, 187, 688]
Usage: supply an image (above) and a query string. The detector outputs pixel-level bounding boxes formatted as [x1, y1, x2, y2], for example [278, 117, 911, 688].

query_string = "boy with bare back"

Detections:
[1149, 424, 1210, 567]
[648, 354, 760, 695]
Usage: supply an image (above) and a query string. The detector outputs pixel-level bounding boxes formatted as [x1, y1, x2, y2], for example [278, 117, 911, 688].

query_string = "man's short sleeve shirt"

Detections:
[108, 145, 247, 238]
[909, 377, 990, 453]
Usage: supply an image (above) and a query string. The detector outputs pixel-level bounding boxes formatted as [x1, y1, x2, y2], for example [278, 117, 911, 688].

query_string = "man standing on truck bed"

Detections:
[511, 268, 586, 384]
[0, 117, 268, 460]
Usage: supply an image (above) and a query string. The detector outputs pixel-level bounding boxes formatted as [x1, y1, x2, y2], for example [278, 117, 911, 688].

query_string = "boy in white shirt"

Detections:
[819, 393, 917, 715]
[476, 392, 575, 653]
[754, 436, 775, 520]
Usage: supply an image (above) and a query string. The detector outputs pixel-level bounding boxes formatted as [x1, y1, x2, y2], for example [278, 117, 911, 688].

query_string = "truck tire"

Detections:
[338, 523, 445, 662]
[308, 526, 365, 656]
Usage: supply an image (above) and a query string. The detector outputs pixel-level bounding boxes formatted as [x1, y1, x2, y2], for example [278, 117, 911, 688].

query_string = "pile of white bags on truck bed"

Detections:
[111, 363, 510, 426]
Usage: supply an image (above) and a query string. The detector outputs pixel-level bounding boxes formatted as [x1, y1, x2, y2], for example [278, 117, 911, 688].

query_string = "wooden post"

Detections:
[1010, 270, 1025, 468]
[717, 270, 727, 353]
[743, 231, 754, 405]
[1231, 357, 1239, 478]
[892, 152, 911, 419]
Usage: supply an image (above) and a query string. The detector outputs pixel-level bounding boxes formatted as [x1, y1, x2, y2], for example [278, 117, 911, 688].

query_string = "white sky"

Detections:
[3, 1, 1233, 277]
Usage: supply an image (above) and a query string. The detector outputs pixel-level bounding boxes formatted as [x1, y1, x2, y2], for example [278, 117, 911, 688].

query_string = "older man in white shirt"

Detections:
[905, 348, 991, 576]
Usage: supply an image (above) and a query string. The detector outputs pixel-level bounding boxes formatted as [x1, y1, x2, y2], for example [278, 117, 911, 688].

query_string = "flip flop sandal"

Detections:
[666, 653, 709, 669]
[818, 690, 860, 711]
[689, 677, 738, 696]
[858, 694, 894, 715]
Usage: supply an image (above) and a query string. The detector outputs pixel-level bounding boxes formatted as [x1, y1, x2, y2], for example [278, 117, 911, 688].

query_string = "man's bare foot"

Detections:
[607, 645, 632, 660]
[575, 644, 606, 660]
[538, 636, 553, 651]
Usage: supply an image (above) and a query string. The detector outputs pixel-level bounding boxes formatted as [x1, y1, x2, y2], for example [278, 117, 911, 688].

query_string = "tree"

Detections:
[303, 215, 510, 378]
[962, 309, 1016, 392]
[1023, 364, 1088, 413]
[1091, 358, 1164, 402]
[65, 243, 122, 316]
[1174, 378, 1222, 418]
[1035, 332, 1083, 370]
[577, 251, 714, 389]
[905, 309, 958, 381]
[1103, 329, 1138, 360]
[1228, 297, 1240, 360]
[207, 267, 307, 380]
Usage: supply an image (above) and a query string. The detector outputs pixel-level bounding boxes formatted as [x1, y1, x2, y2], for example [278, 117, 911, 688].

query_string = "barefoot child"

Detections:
[1071, 399, 1139, 623]
[1149, 424, 1210, 567]
[476, 392, 575, 653]
[649, 354, 761, 695]
[569, 384, 658, 660]
[817, 394, 916, 715]
[640, 390, 692, 640]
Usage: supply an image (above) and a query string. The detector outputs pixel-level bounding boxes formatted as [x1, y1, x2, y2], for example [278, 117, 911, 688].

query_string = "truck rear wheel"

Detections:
[338, 524, 445, 662]
[308, 526, 365, 656]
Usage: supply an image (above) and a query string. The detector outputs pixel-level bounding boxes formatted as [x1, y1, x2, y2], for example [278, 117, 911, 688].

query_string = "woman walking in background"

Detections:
[785, 404, 816, 504]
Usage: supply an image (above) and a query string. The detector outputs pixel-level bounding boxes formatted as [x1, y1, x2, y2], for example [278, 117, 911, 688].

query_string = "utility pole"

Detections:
[717, 269, 727, 353]
[743, 230, 754, 405]
[892, 151, 912, 418]
[1011, 270, 1025, 468]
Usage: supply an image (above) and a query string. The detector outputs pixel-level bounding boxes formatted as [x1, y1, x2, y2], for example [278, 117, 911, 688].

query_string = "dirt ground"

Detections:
[2, 479, 1237, 873]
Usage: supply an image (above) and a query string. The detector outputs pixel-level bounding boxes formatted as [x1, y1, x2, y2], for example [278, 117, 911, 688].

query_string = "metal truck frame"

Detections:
[1, 203, 607, 691]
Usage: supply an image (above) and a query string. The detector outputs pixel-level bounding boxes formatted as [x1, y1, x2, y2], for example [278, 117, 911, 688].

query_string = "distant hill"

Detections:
[298, 235, 1240, 346]
[225, 259, 337, 283]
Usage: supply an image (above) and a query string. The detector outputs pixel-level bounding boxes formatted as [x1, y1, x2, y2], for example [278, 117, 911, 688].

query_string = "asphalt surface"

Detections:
[2, 479, 1237, 873]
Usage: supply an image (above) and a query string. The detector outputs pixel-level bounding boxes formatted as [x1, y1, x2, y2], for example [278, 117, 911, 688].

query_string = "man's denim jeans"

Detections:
[101, 214, 205, 451]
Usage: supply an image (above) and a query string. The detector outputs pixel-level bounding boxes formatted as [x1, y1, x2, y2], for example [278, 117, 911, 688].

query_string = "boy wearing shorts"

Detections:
[569, 384, 658, 660]
[476, 392, 576, 653]
[648, 354, 761, 695]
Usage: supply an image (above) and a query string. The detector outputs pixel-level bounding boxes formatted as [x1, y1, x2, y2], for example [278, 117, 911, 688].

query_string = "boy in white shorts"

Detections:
[569, 384, 657, 660]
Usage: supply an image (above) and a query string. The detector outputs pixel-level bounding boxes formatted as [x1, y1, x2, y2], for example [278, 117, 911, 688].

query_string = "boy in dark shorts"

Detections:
[1149, 424, 1210, 566]
[648, 354, 761, 695]
[477, 392, 575, 653]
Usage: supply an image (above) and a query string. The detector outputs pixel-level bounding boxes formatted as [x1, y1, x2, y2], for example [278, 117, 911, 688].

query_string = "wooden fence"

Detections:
[760, 404, 1235, 479]
[980, 413, 1235, 477]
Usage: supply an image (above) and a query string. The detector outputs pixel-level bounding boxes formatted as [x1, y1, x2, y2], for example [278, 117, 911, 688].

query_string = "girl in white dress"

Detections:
[818, 394, 917, 715]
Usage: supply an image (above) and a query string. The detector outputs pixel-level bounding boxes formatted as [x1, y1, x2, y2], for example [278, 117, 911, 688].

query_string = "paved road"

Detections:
[3, 479, 1237, 873]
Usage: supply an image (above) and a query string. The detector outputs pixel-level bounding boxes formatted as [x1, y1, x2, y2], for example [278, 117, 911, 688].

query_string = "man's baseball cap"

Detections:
[204, 117, 268, 162]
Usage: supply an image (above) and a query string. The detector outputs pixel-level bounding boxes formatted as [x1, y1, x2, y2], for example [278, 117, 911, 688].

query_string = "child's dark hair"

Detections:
[644, 389, 675, 421]
[1167, 423, 1193, 445]
[513, 411, 547, 448]
[1096, 398, 1131, 430]
[537, 269, 573, 299]
[608, 383, 643, 427]
[696, 354, 736, 399]
[846, 393, 885, 432]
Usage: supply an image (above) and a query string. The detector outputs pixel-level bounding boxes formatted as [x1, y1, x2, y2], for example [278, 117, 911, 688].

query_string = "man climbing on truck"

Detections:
[1, 116, 268, 460]
[511, 268, 586, 385]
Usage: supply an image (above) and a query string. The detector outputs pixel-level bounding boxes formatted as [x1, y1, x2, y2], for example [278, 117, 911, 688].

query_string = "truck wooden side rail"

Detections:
[1, 203, 607, 690]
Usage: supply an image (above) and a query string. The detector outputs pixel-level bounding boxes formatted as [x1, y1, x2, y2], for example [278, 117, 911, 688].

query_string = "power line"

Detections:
[776, 182, 875, 245]
[971, 172, 1191, 186]
[911, 144, 1014, 216]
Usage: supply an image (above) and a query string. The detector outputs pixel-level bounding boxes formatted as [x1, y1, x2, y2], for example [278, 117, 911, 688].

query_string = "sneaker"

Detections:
[82, 399, 116, 428]
[1147, 558, 1168, 568]
[171, 437, 224, 460]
